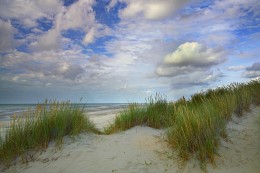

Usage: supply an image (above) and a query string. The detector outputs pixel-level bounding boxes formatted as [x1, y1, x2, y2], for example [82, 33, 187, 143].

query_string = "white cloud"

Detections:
[0, 49, 88, 84]
[0, 0, 106, 52]
[106, 0, 118, 11]
[227, 65, 246, 71]
[31, 28, 61, 51]
[163, 42, 226, 67]
[119, 0, 191, 20]
[176, 0, 260, 47]
[55, 0, 110, 46]
[155, 42, 226, 88]
[28, 0, 107, 51]
[83, 27, 96, 45]
[35, 0, 62, 13]
[0, 19, 17, 52]
[59, 0, 95, 31]
[156, 66, 195, 77]
[0, 0, 62, 27]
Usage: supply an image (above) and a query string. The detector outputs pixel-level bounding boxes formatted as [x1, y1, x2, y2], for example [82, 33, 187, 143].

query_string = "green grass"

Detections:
[1, 79, 259, 170]
[104, 103, 146, 134]
[0, 101, 100, 169]
[104, 93, 175, 134]
[105, 79, 260, 167]
[168, 80, 259, 167]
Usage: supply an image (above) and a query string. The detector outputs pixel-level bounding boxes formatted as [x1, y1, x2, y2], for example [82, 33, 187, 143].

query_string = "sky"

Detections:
[0, 0, 260, 104]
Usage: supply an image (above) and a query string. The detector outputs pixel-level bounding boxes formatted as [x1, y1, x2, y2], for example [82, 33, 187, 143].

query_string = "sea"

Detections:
[0, 103, 129, 122]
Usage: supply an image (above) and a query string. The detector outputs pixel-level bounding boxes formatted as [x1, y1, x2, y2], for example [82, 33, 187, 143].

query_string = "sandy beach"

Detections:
[3, 106, 260, 173]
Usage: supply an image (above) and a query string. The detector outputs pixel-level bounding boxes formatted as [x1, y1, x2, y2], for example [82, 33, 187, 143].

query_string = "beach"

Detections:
[3, 105, 260, 173]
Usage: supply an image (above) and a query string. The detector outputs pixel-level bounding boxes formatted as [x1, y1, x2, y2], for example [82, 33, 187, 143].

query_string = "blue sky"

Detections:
[0, 0, 259, 103]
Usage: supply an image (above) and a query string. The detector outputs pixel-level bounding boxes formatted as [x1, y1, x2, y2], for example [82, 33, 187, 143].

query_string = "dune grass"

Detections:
[104, 93, 175, 134]
[0, 80, 259, 169]
[0, 101, 99, 168]
[166, 81, 259, 166]
[105, 79, 260, 166]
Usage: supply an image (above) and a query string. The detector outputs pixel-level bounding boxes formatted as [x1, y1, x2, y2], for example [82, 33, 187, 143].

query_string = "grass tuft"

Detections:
[104, 93, 175, 134]
[0, 101, 99, 169]
[167, 80, 259, 166]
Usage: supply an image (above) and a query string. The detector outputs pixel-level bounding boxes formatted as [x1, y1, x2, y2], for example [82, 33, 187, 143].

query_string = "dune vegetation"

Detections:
[0, 101, 100, 168]
[104, 79, 260, 166]
[0, 79, 259, 169]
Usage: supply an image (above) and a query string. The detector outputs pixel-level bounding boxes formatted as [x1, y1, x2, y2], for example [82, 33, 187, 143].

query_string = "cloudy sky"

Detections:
[0, 0, 259, 103]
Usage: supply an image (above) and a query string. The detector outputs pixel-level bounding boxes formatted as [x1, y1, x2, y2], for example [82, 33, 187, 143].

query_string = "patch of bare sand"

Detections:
[4, 106, 260, 173]
[88, 113, 118, 129]
[206, 105, 260, 173]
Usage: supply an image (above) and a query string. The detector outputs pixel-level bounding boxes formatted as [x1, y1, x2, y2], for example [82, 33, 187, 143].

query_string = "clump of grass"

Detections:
[0, 100, 99, 169]
[145, 93, 175, 128]
[167, 79, 259, 167]
[104, 103, 146, 134]
[167, 93, 235, 166]
[104, 93, 175, 134]
[105, 79, 260, 168]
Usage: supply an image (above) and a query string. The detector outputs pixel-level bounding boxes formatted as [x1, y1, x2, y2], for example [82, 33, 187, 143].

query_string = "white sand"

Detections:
[4, 106, 260, 173]
[88, 113, 118, 129]
[87, 108, 122, 129]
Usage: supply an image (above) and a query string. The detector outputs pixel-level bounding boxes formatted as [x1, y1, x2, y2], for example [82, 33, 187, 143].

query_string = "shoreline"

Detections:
[4, 106, 260, 173]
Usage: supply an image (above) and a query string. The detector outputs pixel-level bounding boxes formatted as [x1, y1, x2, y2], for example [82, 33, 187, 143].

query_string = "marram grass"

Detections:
[105, 79, 260, 167]
[168, 80, 259, 167]
[0, 101, 100, 169]
[0, 79, 259, 170]
[104, 93, 175, 134]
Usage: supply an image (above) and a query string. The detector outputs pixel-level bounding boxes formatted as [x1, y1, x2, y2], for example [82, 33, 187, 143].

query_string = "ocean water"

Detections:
[0, 103, 129, 122]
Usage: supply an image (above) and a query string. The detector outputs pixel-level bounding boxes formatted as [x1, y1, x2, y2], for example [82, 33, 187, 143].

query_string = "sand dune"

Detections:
[5, 106, 260, 173]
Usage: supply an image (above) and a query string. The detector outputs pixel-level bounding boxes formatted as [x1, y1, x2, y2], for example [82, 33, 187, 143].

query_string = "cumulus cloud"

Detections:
[156, 42, 226, 88]
[53, 0, 109, 46]
[59, 0, 95, 31]
[119, 0, 191, 20]
[0, 0, 62, 27]
[1, 0, 106, 52]
[30, 0, 98, 50]
[243, 62, 260, 78]
[31, 28, 61, 51]
[163, 42, 226, 68]
[0, 50, 87, 84]
[0, 19, 17, 52]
